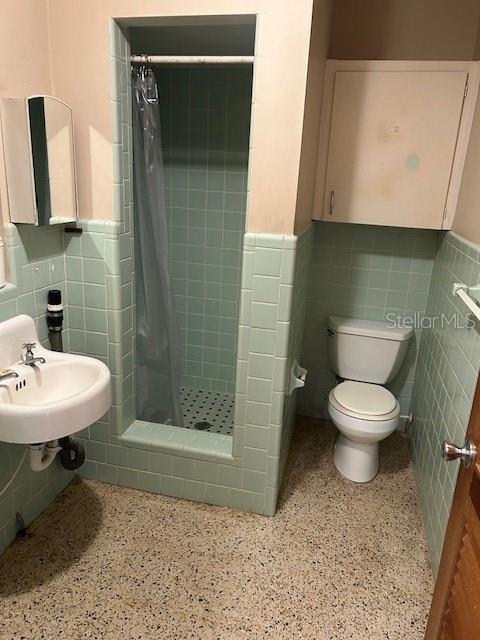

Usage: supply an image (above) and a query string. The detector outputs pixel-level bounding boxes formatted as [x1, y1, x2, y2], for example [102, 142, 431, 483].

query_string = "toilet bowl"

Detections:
[325, 316, 412, 483]
[328, 381, 400, 482]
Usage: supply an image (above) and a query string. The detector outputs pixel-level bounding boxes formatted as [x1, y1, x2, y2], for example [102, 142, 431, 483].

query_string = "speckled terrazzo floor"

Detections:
[0, 418, 433, 640]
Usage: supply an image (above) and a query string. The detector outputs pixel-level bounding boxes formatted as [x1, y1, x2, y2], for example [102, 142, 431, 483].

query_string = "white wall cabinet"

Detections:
[314, 61, 480, 229]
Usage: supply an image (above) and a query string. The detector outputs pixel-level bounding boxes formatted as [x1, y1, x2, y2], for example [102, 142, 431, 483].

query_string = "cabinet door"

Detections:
[27, 97, 78, 225]
[0, 99, 37, 224]
[323, 71, 468, 228]
[0, 96, 78, 226]
[40, 97, 77, 224]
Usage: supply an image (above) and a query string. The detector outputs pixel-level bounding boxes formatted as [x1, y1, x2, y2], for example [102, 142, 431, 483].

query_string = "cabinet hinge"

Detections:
[443, 207, 448, 222]
[464, 79, 469, 98]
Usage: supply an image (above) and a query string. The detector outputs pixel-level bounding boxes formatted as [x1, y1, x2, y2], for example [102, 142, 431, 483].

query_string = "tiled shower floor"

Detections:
[180, 387, 234, 436]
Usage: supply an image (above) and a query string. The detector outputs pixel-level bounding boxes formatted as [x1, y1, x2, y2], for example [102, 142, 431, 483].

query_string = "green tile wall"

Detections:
[66, 22, 296, 517]
[111, 20, 135, 432]
[411, 231, 480, 575]
[70, 225, 299, 516]
[3, 19, 476, 550]
[64, 219, 123, 400]
[279, 224, 313, 483]
[158, 67, 252, 394]
[298, 221, 440, 418]
[0, 224, 73, 553]
[3, 23, 282, 551]
[234, 232, 302, 513]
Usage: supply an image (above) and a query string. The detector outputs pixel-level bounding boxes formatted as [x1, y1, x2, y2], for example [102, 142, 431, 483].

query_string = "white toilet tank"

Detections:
[327, 316, 413, 384]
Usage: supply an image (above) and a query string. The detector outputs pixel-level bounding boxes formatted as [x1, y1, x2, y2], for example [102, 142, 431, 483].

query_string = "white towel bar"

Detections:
[452, 282, 480, 321]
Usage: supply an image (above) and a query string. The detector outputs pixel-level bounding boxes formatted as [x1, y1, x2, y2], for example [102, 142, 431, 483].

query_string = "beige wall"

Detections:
[0, 0, 51, 98]
[4, 2, 477, 237]
[0, 0, 52, 235]
[330, 0, 480, 61]
[47, 0, 316, 235]
[294, 0, 331, 235]
[452, 67, 480, 243]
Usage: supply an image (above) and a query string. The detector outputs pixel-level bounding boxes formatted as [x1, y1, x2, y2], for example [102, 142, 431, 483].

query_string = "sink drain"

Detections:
[194, 421, 212, 431]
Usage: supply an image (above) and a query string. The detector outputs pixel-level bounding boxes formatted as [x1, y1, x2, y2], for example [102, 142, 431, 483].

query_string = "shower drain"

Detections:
[180, 387, 234, 436]
[194, 421, 212, 431]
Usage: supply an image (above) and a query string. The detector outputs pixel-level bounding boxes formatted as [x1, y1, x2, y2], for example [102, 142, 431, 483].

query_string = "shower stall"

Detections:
[130, 24, 254, 438]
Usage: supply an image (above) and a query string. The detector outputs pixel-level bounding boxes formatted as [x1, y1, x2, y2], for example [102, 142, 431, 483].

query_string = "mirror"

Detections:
[0, 95, 77, 225]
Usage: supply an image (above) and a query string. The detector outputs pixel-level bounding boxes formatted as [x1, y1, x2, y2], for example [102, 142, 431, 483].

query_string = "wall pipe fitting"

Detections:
[46, 289, 64, 352]
[28, 441, 61, 472]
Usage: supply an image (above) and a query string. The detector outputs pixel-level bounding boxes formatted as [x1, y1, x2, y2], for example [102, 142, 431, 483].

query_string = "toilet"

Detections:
[326, 316, 413, 483]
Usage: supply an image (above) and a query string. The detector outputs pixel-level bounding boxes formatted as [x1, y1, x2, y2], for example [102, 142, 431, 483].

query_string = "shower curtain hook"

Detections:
[131, 54, 150, 76]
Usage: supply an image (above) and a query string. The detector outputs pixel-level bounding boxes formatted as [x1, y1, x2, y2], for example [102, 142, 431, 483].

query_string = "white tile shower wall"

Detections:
[0, 223, 73, 553]
[411, 231, 480, 575]
[298, 222, 440, 418]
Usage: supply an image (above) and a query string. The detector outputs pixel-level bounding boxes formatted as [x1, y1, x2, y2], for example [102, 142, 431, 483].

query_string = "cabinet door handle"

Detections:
[329, 190, 335, 215]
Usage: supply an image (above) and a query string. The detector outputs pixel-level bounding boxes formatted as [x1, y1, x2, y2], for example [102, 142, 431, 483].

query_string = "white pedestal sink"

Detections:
[0, 314, 111, 444]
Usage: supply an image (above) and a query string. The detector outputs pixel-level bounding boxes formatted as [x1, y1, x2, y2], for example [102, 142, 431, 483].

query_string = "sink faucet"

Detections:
[23, 343, 46, 367]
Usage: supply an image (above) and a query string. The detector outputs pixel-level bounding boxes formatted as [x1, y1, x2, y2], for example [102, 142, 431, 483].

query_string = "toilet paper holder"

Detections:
[289, 360, 307, 395]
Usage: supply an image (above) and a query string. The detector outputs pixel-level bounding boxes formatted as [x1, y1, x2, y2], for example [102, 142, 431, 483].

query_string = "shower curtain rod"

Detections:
[130, 54, 254, 65]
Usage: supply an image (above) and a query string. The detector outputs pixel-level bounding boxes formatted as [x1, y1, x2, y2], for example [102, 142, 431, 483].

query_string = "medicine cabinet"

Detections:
[0, 95, 78, 225]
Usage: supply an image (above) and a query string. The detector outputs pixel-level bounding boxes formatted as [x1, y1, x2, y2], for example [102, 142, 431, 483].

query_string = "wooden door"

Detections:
[324, 70, 468, 228]
[425, 376, 480, 639]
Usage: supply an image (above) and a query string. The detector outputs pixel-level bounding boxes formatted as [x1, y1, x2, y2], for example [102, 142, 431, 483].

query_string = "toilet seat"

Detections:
[330, 381, 399, 421]
[328, 382, 400, 482]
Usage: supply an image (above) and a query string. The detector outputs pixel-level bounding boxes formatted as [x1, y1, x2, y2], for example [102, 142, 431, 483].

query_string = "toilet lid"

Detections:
[333, 381, 397, 416]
